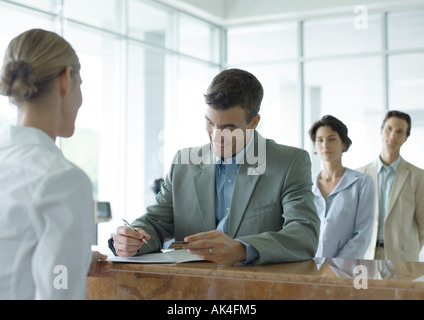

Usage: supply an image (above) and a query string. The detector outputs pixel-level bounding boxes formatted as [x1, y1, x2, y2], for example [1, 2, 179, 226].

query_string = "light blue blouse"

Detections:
[312, 168, 376, 259]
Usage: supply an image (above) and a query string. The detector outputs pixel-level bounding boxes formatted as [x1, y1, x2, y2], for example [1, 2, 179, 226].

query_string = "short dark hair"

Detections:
[309, 115, 352, 152]
[204, 68, 263, 123]
[381, 110, 411, 137]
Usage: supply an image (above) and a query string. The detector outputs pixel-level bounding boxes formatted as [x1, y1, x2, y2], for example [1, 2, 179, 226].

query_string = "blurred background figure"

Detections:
[309, 115, 375, 259]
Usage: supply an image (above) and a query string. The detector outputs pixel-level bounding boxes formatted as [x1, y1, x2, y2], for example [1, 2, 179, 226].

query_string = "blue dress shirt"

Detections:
[377, 156, 401, 241]
[215, 132, 258, 264]
[215, 159, 240, 234]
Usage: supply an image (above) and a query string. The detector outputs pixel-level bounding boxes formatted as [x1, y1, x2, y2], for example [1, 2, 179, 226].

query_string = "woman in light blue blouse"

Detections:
[309, 115, 375, 259]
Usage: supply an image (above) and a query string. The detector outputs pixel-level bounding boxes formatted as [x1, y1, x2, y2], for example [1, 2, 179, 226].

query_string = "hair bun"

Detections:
[0, 60, 38, 100]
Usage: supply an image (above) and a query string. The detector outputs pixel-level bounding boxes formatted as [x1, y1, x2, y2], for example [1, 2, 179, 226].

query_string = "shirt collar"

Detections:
[312, 168, 360, 198]
[215, 130, 254, 165]
[1, 125, 62, 156]
[378, 155, 401, 174]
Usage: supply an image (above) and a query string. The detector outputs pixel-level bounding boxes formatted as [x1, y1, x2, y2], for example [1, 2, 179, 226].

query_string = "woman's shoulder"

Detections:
[28, 147, 92, 195]
[345, 167, 374, 185]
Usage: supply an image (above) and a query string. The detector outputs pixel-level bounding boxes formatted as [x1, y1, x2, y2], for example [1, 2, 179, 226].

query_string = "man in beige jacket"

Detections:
[358, 111, 424, 261]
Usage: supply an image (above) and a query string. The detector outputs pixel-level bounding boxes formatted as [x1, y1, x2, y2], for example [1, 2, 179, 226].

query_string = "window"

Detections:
[389, 53, 424, 111]
[9, 0, 54, 12]
[164, 57, 219, 167]
[178, 14, 220, 63]
[128, 0, 171, 48]
[388, 10, 424, 51]
[304, 14, 382, 57]
[227, 22, 297, 64]
[59, 24, 124, 246]
[226, 9, 424, 178]
[0, 2, 53, 130]
[127, 40, 167, 219]
[241, 63, 300, 147]
[227, 21, 300, 146]
[304, 57, 384, 173]
[0, 0, 222, 247]
[389, 53, 424, 169]
[64, 0, 121, 33]
[387, 9, 424, 170]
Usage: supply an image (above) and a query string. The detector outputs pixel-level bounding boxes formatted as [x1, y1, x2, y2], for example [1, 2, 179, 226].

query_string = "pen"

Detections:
[122, 218, 148, 244]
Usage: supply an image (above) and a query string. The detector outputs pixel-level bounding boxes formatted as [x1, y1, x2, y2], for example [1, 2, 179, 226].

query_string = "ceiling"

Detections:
[156, 0, 424, 25]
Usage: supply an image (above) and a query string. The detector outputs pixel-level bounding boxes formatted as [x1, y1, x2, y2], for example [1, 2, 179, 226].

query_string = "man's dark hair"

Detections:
[309, 115, 353, 153]
[381, 110, 411, 137]
[204, 68, 263, 123]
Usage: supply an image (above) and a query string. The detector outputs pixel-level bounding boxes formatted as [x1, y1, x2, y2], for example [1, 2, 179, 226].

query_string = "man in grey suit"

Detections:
[111, 68, 320, 265]
[358, 111, 424, 261]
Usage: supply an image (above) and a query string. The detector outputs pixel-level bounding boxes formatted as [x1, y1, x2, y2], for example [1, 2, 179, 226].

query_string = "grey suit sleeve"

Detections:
[238, 150, 320, 265]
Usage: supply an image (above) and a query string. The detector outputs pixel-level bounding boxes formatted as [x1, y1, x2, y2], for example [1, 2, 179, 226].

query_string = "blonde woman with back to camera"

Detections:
[0, 29, 110, 300]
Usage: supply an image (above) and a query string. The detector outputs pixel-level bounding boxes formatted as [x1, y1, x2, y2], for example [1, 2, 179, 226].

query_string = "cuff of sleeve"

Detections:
[108, 237, 117, 256]
[236, 239, 259, 265]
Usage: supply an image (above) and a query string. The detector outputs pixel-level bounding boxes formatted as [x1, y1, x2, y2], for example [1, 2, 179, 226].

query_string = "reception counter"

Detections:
[86, 257, 424, 300]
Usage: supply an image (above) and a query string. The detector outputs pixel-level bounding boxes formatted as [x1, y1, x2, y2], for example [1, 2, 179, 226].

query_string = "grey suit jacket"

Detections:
[358, 158, 424, 261]
[133, 131, 320, 265]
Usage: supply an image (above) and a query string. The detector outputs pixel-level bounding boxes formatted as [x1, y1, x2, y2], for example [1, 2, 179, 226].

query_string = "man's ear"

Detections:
[249, 114, 261, 130]
[59, 66, 72, 98]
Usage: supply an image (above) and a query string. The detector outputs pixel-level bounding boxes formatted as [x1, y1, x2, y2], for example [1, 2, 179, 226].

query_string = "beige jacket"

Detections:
[358, 158, 424, 261]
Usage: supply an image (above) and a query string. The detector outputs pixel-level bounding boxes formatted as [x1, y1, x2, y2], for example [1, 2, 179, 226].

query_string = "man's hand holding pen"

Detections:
[113, 224, 151, 257]
[114, 219, 246, 264]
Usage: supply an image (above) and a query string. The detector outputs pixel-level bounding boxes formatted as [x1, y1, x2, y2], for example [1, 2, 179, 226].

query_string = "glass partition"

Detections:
[304, 14, 381, 57]
[227, 22, 297, 64]
[304, 57, 384, 173]
[388, 10, 424, 51]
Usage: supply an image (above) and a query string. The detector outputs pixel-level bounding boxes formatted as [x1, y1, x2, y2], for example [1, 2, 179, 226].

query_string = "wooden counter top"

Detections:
[86, 257, 424, 300]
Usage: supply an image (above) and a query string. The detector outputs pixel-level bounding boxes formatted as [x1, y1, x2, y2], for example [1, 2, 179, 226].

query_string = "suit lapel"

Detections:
[369, 160, 379, 191]
[227, 165, 261, 238]
[369, 159, 379, 214]
[227, 131, 264, 237]
[386, 159, 409, 219]
[192, 147, 216, 231]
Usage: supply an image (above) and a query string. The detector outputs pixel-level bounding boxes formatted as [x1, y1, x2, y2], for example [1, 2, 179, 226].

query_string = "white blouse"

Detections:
[0, 125, 93, 299]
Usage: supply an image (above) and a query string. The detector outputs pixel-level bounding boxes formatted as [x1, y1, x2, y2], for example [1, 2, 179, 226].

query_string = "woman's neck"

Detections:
[321, 160, 345, 181]
[16, 97, 60, 141]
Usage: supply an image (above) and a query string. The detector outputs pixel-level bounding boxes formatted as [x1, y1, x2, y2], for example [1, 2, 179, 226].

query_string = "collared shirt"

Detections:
[377, 156, 401, 241]
[215, 132, 258, 264]
[0, 125, 93, 299]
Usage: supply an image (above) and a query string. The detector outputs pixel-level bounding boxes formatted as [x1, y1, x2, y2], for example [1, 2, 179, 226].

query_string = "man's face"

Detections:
[205, 105, 259, 159]
[381, 116, 409, 153]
